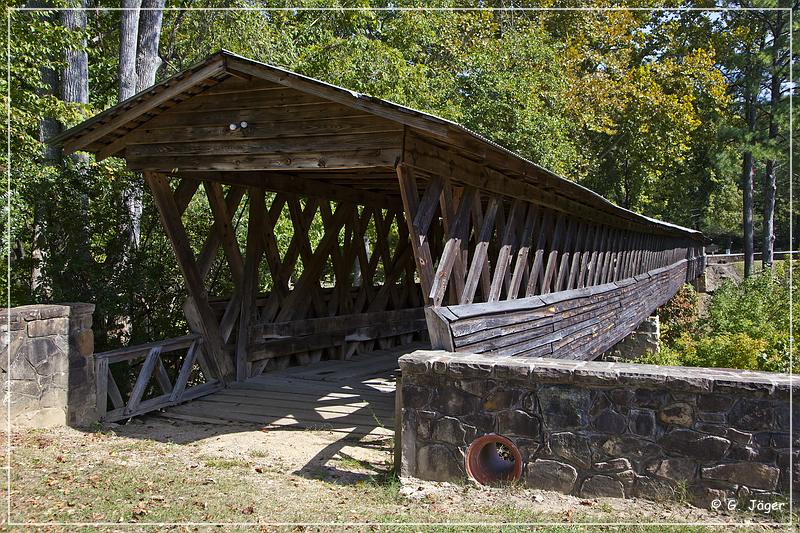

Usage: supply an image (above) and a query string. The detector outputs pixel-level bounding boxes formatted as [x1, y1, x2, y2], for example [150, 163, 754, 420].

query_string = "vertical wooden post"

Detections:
[394, 371, 404, 475]
[144, 172, 235, 383]
[236, 187, 265, 381]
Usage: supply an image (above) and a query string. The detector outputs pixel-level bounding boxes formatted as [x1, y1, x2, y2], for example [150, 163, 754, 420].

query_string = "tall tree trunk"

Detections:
[135, 0, 165, 92]
[741, 40, 759, 279]
[742, 151, 755, 278]
[60, 0, 90, 264]
[763, 158, 776, 268]
[60, 4, 89, 114]
[119, 0, 141, 101]
[121, 0, 164, 250]
[32, 65, 60, 298]
[763, 13, 785, 270]
[29, 1, 60, 298]
[120, 0, 142, 253]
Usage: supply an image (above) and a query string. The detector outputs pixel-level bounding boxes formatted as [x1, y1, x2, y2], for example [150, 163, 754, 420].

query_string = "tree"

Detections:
[30, 1, 62, 297]
[761, 11, 789, 269]
[118, 0, 140, 101]
[119, 0, 164, 249]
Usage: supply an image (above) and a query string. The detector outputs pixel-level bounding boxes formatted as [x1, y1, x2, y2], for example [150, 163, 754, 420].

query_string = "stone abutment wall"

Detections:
[1, 303, 97, 427]
[398, 350, 797, 508]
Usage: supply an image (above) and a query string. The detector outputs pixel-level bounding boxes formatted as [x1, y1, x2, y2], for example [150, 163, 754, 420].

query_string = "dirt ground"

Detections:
[2, 416, 793, 532]
[704, 262, 743, 293]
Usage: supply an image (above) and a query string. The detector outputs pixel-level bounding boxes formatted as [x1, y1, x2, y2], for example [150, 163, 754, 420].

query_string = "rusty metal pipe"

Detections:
[465, 434, 522, 485]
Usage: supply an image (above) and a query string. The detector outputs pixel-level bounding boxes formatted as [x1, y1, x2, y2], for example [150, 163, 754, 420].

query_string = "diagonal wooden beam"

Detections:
[170, 339, 200, 402]
[525, 208, 552, 297]
[489, 198, 524, 302]
[259, 193, 290, 299]
[469, 192, 493, 300]
[461, 196, 500, 305]
[125, 347, 161, 414]
[195, 185, 247, 281]
[438, 180, 468, 304]
[539, 212, 565, 295]
[259, 197, 319, 323]
[173, 179, 200, 216]
[508, 202, 538, 299]
[205, 181, 245, 287]
[396, 163, 435, 301]
[429, 187, 475, 306]
[275, 203, 352, 321]
[144, 171, 235, 383]
[566, 221, 588, 290]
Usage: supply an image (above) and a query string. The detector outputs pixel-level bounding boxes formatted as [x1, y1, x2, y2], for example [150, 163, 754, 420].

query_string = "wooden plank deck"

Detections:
[159, 342, 427, 436]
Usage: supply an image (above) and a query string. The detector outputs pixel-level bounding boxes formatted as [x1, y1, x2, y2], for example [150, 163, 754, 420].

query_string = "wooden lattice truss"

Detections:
[144, 172, 426, 384]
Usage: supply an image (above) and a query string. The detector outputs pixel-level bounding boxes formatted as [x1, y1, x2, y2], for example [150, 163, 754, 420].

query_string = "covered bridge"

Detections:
[52, 50, 705, 426]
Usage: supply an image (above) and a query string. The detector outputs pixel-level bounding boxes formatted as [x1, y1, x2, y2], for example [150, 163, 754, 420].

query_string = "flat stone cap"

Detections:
[399, 350, 798, 400]
[0, 303, 95, 324]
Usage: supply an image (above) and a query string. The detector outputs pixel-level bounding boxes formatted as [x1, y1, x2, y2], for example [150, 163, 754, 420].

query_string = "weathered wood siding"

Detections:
[124, 77, 404, 173]
[426, 257, 700, 359]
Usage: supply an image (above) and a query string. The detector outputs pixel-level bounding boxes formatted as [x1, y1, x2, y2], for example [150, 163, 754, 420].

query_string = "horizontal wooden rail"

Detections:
[705, 251, 796, 265]
[251, 307, 424, 337]
[248, 307, 427, 365]
[94, 334, 200, 363]
[426, 257, 700, 360]
[94, 334, 222, 422]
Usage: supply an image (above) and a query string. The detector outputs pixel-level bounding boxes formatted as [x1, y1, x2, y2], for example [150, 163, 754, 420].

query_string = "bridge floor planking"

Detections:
[159, 342, 428, 436]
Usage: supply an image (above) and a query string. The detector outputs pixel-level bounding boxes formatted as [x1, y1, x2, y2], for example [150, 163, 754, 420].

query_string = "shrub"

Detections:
[657, 283, 700, 345]
[646, 262, 797, 373]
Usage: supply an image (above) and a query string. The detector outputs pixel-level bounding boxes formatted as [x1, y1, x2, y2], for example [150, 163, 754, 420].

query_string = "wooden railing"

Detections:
[94, 334, 222, 422]
[426, 257, 699, 359]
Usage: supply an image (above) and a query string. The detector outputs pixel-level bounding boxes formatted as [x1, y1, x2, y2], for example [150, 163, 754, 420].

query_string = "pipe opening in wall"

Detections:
[465, 434, 523, 485]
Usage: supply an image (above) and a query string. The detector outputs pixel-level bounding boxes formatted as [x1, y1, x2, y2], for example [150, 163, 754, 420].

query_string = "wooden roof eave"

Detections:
[49, 50, 705, 243]
[51, 54, 228, 155]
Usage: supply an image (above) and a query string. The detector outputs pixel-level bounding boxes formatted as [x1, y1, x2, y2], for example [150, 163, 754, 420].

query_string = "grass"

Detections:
[202, 457, 251, 469]
[6, 426, 794, 530]
[729, 258, 787, 279]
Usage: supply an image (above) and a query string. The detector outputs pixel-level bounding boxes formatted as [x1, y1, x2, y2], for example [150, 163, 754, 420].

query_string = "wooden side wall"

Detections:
[426, 258, 698, 359]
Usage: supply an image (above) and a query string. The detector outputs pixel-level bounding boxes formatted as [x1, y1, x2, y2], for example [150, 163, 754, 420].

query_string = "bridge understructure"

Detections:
[52, 51, 705, 422]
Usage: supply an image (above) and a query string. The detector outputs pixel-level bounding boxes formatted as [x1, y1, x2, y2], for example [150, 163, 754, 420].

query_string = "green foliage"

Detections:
[650, 263, 797, 373]
[657, 283, 699, 346]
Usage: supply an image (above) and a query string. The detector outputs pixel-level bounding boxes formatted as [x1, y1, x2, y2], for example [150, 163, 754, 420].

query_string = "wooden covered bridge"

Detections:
[52, 50, 705, 430]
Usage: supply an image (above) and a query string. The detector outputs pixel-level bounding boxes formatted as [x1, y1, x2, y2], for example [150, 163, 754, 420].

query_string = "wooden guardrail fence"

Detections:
[94, 334, 222, 422]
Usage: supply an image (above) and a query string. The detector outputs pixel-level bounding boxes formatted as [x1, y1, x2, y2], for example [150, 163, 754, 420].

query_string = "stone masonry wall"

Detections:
[602, 315, 660, 361]
[1, 303, 96, 427]
[398, 350, 798, 508]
